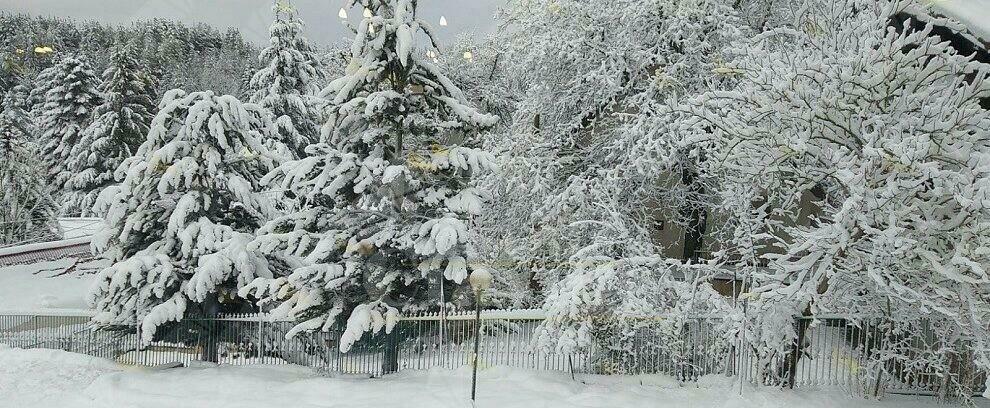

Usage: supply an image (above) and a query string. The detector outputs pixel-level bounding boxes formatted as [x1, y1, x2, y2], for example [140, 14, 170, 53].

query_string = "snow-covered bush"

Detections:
[89, 90, 279, 343]
[537, 256, 731, 375]
[241, 0, 498, 353]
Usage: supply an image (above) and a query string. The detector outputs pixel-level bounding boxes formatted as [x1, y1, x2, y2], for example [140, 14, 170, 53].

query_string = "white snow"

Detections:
[1, 347, 985, 408]
[56, 217, 105, 239]
[930, 0, 990, 43]
[0, 347, 118, 408]
[0, 237, 91, 258]
[0, 258, 101, 312]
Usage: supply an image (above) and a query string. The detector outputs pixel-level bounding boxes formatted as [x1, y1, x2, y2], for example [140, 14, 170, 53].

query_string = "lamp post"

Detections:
[468, 269, 492, 402]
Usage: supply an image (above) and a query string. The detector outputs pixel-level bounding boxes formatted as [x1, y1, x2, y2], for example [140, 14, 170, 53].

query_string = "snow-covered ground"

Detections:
[1, 347, 986, 408]
[0, 258, 101, 312]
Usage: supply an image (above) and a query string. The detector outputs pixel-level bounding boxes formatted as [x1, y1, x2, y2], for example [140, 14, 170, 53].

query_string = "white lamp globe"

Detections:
[468, 269, 493, 292]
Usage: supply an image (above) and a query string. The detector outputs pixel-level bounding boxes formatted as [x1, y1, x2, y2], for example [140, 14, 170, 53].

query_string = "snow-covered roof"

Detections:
[0, 237, 93, 268]
[0, 217, 105, 267]
[0, 217, 108, 313]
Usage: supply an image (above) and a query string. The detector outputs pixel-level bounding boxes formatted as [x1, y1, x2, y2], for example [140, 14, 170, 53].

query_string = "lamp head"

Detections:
[468, 269, 493, 292]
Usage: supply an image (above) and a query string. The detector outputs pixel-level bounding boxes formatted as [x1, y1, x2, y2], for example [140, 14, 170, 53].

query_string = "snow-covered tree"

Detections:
[478, 0, 744, 363]
[2, 84, 33, 134]
[0, 108, 55, 246]
[482, 0, 743, 292]
[36, 55, 102, 201]
[28, 64, 59, 126]
[248, 0, 325, 157]
[64, 45, 156, 216]
[89, 90, 278, 344]
[435, 33, 518, 126]
[691, 0, 990, 392]
[537, 257, 733, 373]
[240, 0, 498, 352]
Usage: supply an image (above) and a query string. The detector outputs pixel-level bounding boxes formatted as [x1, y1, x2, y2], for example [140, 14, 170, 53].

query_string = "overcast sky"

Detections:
[0, 0, 507, 46]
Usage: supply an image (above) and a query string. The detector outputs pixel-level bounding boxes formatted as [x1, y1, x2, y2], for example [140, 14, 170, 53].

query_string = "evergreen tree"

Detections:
[241, 0, 498, 351]
[248, 0, 325, 157]
[28, 64, 59, 130]
[89, 90, 278, 344]
[36, 55, 102, 204]
[65, 45, 156, 216]
[0, 110, 55, 245]
[2, 84, 33, 135]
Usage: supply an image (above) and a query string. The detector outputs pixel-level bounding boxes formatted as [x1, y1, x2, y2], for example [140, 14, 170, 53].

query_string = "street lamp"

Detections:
[468, 269, 492, 402]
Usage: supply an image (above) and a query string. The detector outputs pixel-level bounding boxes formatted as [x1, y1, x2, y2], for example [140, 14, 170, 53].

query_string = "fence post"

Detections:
[787, 317, 801, 389]
[200, 295, 220, 363]
[258, 317, 264, 362]
[381, 329, 399, 374]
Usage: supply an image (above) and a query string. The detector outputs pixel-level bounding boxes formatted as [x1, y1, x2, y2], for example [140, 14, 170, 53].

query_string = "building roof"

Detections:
[0, 217, 107, 313]
[0, 237, 94, 268]
[0, 217, 105, 268]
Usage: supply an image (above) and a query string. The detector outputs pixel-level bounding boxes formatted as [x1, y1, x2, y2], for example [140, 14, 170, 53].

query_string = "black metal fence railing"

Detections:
[0, 311, 984, 400]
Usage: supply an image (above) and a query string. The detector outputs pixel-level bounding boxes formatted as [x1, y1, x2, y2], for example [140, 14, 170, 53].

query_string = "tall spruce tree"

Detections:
[248, 0, 325, 157]
[28, 64, 59, 128]
[241, 0, 498, 351]
[89, 90, 279, 345]
[65, 45, 156, 216]
[36, 55, 102, 206]
[0, 108, 55, 245]
[1, 84, 33, 136]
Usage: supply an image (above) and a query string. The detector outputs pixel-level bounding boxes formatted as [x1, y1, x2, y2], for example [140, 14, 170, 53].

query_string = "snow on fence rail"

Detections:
[0, 311, 983, 399]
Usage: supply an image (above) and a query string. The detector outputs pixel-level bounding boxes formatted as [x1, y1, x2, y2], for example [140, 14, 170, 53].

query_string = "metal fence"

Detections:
[0, 311, 984, 399]
[722, 317, 987, 399]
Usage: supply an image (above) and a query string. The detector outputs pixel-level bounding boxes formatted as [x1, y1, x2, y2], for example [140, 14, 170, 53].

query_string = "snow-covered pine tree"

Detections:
[241, 0, 498, 351]
[88, 90, 279, 344]
[692, 0, 990, 391]
[28, 64, 59, 127]
[64, 45, 156, 216]
[1, 84, 33, 136]
[248, 0, 325, 157]
[36, 55, 102, 205]
[0, 107, 55, 246]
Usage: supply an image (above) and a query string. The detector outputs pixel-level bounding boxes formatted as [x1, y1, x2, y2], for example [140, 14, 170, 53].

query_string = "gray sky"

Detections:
[0, 0, 507, 46]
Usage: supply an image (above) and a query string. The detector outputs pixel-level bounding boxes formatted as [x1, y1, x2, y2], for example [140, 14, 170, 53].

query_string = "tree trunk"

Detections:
[786, 317, 808, 388]
[382, 330, 399, 374]
[200, 294, 220, 363]
[680, 167, 707, 262]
